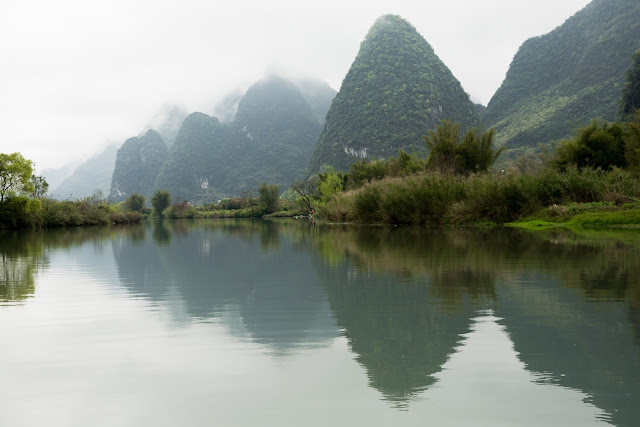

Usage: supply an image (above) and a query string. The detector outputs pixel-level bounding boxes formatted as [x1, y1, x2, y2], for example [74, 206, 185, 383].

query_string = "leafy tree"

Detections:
[619, 49, 640, 121]
[290, 179, 316, 213]
[624, 111, 640, 169]
[423, 121, 502, 174]
[317, 167, 347, 202]
[151, 190, 171, 218]
[30, 175, 49, 199]
[424, 120, 461, 173]
[553, 120, 626, 171]
[124, 193, 146, 212]
[348, 158, 387, 187]
[457, 128, 503, 174]
[0, 153, 34, 202]
[258, 183, 280, 214]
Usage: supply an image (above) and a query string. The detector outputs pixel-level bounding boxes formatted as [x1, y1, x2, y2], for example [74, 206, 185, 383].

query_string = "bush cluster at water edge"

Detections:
[320, 168, 640, 225]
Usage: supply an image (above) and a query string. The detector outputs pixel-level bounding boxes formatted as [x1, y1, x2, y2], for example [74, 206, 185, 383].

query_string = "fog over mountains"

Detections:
[41, 0, 640, 201]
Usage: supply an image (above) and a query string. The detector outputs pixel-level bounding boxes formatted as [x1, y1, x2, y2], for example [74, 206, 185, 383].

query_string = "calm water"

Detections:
[1, 220, 639, 426]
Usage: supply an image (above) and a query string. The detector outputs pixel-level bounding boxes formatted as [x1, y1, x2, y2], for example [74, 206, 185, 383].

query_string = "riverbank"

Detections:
[507, 201, 640, 230]
[319, 167, 640, 227]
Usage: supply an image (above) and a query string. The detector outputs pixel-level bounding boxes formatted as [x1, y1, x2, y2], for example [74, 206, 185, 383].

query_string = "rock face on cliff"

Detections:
[308, 14, 478, 173]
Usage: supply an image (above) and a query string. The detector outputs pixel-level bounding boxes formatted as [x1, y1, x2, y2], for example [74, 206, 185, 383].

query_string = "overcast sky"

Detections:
[1, 0, 592, 171]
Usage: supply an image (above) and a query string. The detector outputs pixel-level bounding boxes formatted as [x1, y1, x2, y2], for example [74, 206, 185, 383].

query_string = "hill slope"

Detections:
[483, 0, 640, 152]
[154, 76, 322, 202]
[51, 144, 118, 200]
[109, 130, 169, 203]
[308, 14, 478, 173]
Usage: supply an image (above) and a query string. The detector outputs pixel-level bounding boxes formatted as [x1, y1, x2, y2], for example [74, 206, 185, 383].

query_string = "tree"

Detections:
[423, 121, 502, 175]
[424, 120, 460, 173]
[258, 183, 279, 214]
[624, 110, 640, 169]
[30, 175, 49, 199]
[553, 120, 626, 171]
[0, 153, 34, 202]
[124, 193, 146, 212]
[290, 179, 316, 213]
[151, 190, 171, 218]
[317, 167, 347, 202]
[619, 49, 640, 122]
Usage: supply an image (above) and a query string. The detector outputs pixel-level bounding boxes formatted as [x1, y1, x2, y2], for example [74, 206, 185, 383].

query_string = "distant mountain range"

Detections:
[48, 144, 118, 200]
[44, 0, 640, 202]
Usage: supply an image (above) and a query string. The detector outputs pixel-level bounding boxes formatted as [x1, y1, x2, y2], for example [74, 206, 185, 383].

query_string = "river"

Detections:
[1, 219, 639, 426]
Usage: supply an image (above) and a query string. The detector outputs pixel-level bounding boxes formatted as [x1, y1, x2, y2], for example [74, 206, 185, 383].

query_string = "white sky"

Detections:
[0, 0, 592, 171]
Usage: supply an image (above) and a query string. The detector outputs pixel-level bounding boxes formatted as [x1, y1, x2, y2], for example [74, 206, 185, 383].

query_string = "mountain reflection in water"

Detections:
[0, 220, 638, 426]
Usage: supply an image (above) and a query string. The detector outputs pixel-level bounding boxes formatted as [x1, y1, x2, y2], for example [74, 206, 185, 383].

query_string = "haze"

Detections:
[0, 0, 591, 171]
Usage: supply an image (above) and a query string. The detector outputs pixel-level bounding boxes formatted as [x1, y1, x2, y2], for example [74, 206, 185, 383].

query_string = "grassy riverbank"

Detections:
[319, 167, 640, 227]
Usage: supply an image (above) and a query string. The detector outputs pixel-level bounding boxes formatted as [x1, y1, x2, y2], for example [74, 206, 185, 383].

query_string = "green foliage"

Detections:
[151, 190, 171, 218]
[0, 196, 41, 228]
[123, 193, 146, 212]
[316, 167, 348, 202]
[308, 14, 478, 173]
[258, 183, 280, 214]
[0, 152, 34, 202]
[30, 175, 48, 199]
[619, 49, 640, 121]
[625, 111, 640, 169]
[483, 0, 640, 150]
[423, 121, 503, 174]
[164, 201, 199, 219]
[553, 120, 626, 171]
[321, 167, 640, 225]
[39, 199, 110, 227]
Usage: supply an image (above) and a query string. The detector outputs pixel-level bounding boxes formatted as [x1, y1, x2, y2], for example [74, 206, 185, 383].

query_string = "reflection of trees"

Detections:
[112, 219, 336, 353]
[0, 230, 48, 303]
[309, 225, 640, 419]
[317, 262, 476, 406]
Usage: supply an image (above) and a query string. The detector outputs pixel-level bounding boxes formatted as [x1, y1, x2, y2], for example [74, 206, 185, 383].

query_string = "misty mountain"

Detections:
[483, 0, 640, 154]
[154, 76, 323, 202]
[294, 78, 337, 125]
[40, 163, 76, 192]
[308, 14, 478, 173]
[50, 144, 118, 200]
[144, 105, 188, 148]
[109, 130, 169, 203]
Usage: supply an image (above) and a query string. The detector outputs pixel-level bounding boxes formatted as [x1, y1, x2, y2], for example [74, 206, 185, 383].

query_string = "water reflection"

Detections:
[1, 221, 639, 426]
[309, 225, 640, 423]
[0, 230, 47, 304]
[112, 219, 337, 353]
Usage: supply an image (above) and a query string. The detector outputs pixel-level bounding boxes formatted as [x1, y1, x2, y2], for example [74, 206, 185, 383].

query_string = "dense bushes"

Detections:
[322, 168, 640, 225]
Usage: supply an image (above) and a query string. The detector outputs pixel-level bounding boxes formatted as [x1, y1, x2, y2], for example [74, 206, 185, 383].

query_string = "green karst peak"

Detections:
[153, 76, 324, 202]
[483, 0, 640, 156]
[110, 129, 169, 203]
[308, 14, 478, 173]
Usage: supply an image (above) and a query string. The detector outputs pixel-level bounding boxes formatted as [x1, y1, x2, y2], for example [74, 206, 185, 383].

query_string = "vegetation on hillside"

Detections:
[305, 114, 640, 226]
[483, 0, 640, 154]
[109, 130, 169, 203]
[308, 14, 478, 174]
[154, 76, 323, 203]
[619, 49, 640, 121]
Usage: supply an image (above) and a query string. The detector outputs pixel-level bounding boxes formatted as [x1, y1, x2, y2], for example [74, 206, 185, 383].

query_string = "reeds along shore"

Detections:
[320, 167, 640, 226]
